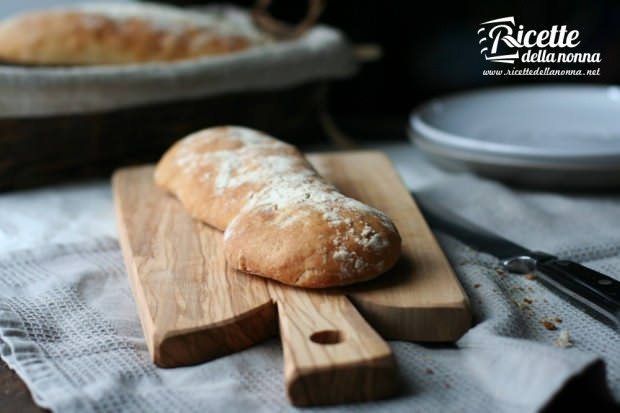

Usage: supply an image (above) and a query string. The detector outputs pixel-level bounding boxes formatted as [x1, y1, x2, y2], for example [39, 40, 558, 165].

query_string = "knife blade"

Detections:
[415, 196, 620, 330]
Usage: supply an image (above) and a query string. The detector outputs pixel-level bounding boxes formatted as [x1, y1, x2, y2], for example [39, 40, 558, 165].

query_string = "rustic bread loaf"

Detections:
[0, 4, 260, 65]
[155, 126, 401, 288]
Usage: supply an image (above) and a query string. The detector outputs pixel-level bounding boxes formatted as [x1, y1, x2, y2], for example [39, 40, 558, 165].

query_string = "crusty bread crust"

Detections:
[0, 10, 250, 65]
[155, 126, 401, 288]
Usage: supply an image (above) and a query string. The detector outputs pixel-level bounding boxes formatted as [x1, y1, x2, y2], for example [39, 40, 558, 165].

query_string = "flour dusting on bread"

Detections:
[155, 126, 401, 288]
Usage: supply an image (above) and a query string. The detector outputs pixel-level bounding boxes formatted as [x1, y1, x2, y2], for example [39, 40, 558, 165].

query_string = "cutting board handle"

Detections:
[270, 285, 397, 406]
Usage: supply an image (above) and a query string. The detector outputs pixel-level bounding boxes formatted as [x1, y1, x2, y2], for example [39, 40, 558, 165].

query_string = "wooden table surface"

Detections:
[0, 359, 42, 412]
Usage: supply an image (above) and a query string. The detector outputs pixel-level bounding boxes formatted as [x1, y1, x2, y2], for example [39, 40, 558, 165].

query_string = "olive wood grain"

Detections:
[112, 150, 471, 405]
[270, 283, 396, 405]
[308, 152, 471, 341]
[113, 166, 277, 367]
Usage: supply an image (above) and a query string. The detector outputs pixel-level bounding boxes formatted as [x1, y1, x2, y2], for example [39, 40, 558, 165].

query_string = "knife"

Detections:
[415, 197, 620, 330]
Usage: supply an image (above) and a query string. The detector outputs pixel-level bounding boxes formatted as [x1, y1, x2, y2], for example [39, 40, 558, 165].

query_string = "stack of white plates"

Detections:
[409, 85, 620, 188]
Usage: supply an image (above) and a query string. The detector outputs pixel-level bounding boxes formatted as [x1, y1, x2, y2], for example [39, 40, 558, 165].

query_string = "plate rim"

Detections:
[409, 84, 620, 165]
[409, 127, 620, 171]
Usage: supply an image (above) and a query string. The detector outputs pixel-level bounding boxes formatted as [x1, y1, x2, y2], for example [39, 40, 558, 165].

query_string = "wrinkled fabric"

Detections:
[0, 144, 618, 412]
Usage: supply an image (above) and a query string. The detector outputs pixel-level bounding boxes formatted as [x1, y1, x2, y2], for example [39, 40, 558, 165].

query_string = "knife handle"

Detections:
[536, 259, 620, 330]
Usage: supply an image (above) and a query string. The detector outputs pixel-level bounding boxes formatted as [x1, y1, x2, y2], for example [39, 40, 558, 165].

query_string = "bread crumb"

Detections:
[523, 298, 533, 304]
[554, 330, 573, 348]
[555, 317, 562, 324]
[525, 274, 537, 280]
[541, 318, 557, 331]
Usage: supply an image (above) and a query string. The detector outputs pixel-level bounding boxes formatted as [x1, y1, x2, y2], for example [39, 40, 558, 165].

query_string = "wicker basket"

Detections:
[0, 83, 328, 190]
[0, 4, 355, 190]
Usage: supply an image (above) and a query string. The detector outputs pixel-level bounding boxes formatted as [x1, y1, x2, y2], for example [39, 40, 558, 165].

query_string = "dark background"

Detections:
[1, 0, 617, 189]
[168, 0, 620, 139]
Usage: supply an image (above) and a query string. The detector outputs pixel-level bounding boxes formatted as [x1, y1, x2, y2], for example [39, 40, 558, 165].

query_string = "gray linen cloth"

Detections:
[0, 145, 618, 412]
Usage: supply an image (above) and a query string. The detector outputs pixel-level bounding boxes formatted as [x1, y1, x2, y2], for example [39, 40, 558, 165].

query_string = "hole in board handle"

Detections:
[310, 330, 343, 345]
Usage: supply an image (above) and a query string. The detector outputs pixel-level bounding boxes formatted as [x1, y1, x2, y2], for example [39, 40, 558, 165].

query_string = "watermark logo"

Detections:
[478, 16, 601, 75]
[478, 17, 522, 64]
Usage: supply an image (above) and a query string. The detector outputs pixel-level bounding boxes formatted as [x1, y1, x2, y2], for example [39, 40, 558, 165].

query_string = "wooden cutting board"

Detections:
[113, 150, 471, 406]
